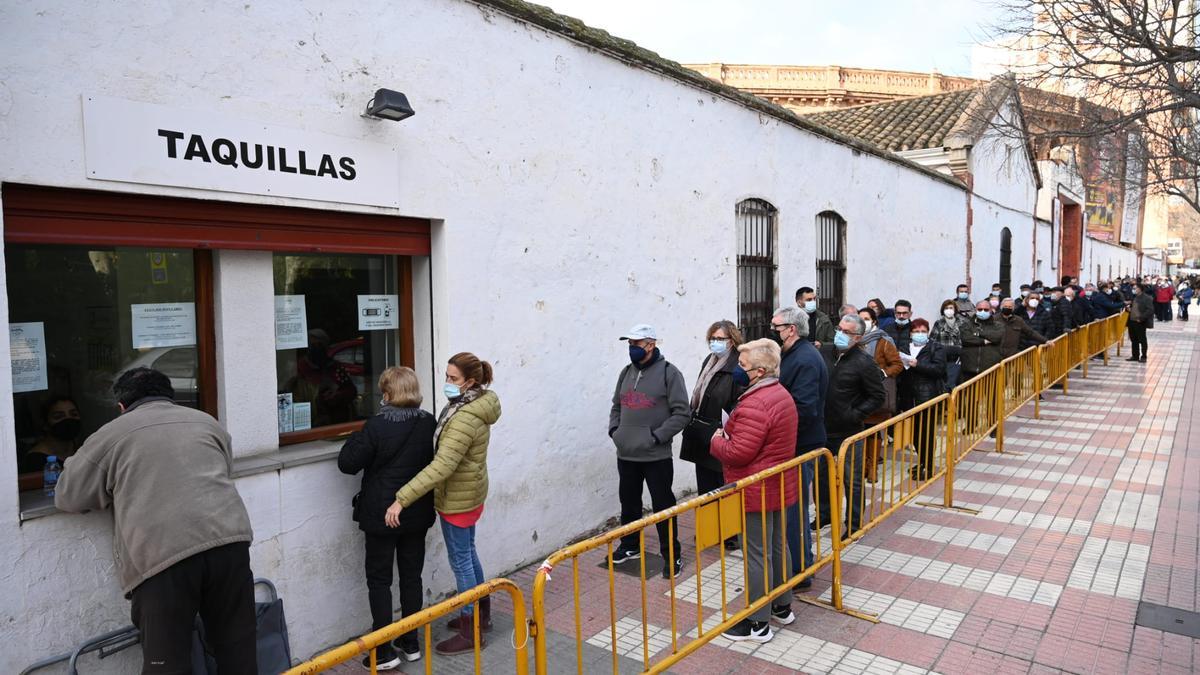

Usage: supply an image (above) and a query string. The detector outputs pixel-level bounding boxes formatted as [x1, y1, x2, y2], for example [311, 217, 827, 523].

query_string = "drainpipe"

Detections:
[949, 146, 973, 290]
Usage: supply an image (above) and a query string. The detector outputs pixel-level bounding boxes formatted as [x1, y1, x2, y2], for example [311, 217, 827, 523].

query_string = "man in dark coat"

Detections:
[1127, 283, 1154, 362]
[998, 297, 1046, 357]
[797, 286, 836, 347]
[772, 306, 828, 584]
[1020, 292, 1055, 342]
[884, 300, 914, 353]
[960, 300, 1005, 378]
[815, 314, 884, 535]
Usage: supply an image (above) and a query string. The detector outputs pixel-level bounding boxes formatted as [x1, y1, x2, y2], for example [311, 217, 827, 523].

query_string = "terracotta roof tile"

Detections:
[804, 87, 984, 152]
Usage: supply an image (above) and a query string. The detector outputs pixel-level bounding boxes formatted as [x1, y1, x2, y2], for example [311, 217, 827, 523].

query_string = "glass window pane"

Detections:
[273, 253, 398, 432]
[5, 245, 199, 482]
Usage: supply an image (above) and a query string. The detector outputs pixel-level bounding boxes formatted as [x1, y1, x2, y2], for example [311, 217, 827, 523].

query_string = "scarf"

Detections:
[434, 387, 484, 447]
[690, 351, 733, 410]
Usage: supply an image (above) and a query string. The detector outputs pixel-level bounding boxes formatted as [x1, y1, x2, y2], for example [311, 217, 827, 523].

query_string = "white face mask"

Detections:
[943, 308, 956, 319]
[863, 320, 874, 332]
[1028, 299, 1039, 308]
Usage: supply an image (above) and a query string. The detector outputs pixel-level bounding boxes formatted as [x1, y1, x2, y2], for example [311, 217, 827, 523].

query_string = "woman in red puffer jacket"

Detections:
[709, 338, 799, 643]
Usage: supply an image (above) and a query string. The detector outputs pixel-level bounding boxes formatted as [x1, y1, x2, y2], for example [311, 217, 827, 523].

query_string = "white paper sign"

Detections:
[10, 322, 48, 394]
[131, 302, 196, 349]
[274, 295, 309, 350]
[357, 294, 400, 330]
[278, 393, 294, 433]
[83, 95, 401, 208]
[292, 402, 312, 432]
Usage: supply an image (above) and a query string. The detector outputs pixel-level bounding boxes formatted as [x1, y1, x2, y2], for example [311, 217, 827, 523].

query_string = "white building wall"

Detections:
[1081, 237, 1140, 281]
[0, 0, 971, 669]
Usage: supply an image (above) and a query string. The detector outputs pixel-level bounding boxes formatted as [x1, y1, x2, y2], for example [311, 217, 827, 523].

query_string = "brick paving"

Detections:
[331, 316, 1199, 674]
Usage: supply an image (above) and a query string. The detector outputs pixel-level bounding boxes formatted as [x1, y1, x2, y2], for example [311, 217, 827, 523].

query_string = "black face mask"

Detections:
[49, 418, 81, 441]
[307, 345, 329, 366]
[1000, 307, 1014, 317]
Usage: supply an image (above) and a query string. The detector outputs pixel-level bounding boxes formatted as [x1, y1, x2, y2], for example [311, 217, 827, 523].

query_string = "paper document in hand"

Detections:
[721, 409, 730, 426]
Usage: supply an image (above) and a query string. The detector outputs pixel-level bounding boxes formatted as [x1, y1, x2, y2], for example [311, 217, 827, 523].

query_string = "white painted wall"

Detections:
[1082, 236, 1140, 282]
[0, 0, 974, 669]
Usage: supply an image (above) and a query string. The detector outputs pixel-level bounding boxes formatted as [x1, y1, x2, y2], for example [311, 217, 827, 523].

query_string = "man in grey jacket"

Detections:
[609, 324, 692, 578]
[56, 367, 256, 674]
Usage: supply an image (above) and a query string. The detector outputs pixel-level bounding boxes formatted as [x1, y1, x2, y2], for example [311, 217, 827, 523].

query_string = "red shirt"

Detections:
[440, 504, 484, 528]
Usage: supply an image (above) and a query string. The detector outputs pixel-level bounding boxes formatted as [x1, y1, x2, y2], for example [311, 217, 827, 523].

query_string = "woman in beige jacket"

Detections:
[387, 352, 501, 656]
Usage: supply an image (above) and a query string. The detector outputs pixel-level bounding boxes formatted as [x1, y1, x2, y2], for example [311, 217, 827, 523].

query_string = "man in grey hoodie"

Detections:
[609, 324, 692, 578]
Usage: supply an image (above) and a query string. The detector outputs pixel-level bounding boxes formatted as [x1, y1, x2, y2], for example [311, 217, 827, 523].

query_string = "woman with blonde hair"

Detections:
[387, 352, 501, 655]
[338, 366, 436, 670]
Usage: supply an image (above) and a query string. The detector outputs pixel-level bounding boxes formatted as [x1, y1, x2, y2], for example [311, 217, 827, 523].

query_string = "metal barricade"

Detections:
[1066, 326, 1088, 376]
[285, 578, 529, 675]
[530, 448, 861, 674]
[1001, 346, 1041, 420]
[835, 394, 953, 542]
[1086, 317, 1111, 365]
[1040, 334, 1071, 394]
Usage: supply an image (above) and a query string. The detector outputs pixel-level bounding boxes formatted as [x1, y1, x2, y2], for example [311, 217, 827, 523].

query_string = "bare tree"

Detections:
[983, 0, 1199, 214]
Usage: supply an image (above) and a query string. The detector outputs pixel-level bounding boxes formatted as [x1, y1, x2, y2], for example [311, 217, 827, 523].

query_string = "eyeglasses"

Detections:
[769, 323, 791, 331]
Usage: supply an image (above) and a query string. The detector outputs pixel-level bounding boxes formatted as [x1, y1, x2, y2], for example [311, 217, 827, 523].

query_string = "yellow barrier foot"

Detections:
[917, 500, 982, 515]
[793, 595, 881, 624]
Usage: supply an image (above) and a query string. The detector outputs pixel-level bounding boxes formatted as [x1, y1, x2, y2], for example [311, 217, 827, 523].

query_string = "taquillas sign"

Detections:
[83, 95, 399, 207]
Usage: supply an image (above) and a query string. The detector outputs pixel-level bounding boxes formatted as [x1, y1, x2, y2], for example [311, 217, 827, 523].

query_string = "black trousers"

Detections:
[694, 464, 725, 494]
[618, 458, 680, 559]
[1128, 321, 1148, 359]
[365, 530, 427, 650]
[129, 542, 257, 675]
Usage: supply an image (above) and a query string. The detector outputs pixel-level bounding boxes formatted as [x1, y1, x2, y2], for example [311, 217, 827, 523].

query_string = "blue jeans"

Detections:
[785, 459, 816, 575]
[440, 517, 484, 617]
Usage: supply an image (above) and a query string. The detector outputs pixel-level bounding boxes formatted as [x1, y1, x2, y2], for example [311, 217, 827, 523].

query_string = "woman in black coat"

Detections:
[338, 366, 436, 669]
[680, 321, 746, 546]
[897, 319, 947, 480]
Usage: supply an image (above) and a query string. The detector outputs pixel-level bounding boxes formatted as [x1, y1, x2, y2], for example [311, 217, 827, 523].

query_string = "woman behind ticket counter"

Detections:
[20, 395, 83, 473]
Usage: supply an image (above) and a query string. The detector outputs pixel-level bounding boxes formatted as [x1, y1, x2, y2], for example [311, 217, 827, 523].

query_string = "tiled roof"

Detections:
[804, 87, 986, 152]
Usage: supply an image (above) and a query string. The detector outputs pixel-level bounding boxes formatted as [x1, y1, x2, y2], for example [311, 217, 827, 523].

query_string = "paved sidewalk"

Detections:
[332, 317, 1199, 674]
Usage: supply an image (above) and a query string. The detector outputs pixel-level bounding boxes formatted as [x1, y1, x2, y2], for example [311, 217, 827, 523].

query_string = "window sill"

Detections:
[18, 439, 344, 523]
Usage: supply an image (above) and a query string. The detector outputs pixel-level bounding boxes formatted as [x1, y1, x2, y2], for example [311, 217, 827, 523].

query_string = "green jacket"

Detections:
[396, 390, 500, 514]
[809, 309, 836, 345]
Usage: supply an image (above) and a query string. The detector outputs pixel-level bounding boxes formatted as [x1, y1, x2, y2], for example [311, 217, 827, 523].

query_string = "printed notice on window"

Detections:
[131, 302, 196, 349]
[357, 294, 399, 330]
[292, 402, 312, 431]
[274, 295, 308, 350]
[278, 393, 294, 433]
[10, 322, 47, 394]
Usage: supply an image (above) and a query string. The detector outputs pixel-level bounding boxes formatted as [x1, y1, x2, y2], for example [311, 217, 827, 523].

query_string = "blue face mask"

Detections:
[628, 345, 647, 363]
[957, 292, 969, 300]
[895, 318, 910, 326]
[443, 382, 462, 400]
[803, 300, 817, 313]
[732, 366, 750, 387]
[833, 330, 852, 350]
[976, 310, 992, 321]
[912, 332, 929, 346]
[709, 340, 728, 356]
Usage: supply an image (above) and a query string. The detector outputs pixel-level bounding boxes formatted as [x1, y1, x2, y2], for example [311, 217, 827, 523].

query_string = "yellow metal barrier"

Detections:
[1001, 346, 1041, 421]
[531, 448, 859, 674]
[834, 394, 952, 542]
[1040, 334, 1071, 393]
[285, 578, 529, 675]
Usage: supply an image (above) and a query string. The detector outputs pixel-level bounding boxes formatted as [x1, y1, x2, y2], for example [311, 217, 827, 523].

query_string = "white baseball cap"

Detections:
[618, 324, 659, 341]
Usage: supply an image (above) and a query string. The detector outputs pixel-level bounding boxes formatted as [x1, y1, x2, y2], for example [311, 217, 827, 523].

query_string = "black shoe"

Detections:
[391, 638, 421, 662]
[610, 547, 640, 564]
[770, 604, 795, 625]
[663, 556, 683, 579]
[724, 537, 740, 552]
[796, 577, 813, 591]
[1126, 357, 1139, 362]
[1139, 356, 1147, 363]
[361, 645, 403, 671]
[723, 618, 773, 642]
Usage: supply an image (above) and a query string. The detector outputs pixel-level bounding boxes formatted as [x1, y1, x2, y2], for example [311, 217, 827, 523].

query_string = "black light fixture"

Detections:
[363, 88, 415, 122]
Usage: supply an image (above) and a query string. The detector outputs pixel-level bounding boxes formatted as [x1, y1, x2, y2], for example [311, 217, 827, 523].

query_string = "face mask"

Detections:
[1064, 294, 1075, 301]
[1021, 290, 1030, 297]
[976, 310, 992, 320]
[957, 292, 969, 300]
[1085, 290, 1094, 297]
[443, 382, 462, 400]
[628, 345, 647, 363]
[1104, 289, 1112, 295]
[1028, 299, 1040, 308]
[732, 367, 750, 387]
[803, 300, 817, 313]
[709, 340, 729, 356]
[1001, 307, 1014, 317]
[991, 290, 1001, 297]
[862, 320, 874, 332]
[49, 418, 81, 441]
[1034, 287, 1044, 294]
[1132, 289, 1140, 295]
[833, 330, 852, 350]
[911, 332, 929, 346]
[943, 308, 956, 319]
[989, 299, 1000, 308]
[1052, 293, 1062, 301]
[895, 318, 910, 326]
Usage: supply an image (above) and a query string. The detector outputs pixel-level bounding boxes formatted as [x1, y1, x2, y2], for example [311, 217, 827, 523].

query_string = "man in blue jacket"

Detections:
[609, 324, 692, 578]
[771, 306, 829, 589]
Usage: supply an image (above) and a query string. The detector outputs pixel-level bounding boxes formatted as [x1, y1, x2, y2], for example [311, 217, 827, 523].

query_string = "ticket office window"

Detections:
[6, 244, 213, 493]
[274, 253, 410, 444]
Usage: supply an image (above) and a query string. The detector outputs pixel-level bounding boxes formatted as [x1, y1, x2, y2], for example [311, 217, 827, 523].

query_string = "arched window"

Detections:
[999, 227, 1013, 297]
[815, 211, 847, 317]
[736, 199, 777, 340]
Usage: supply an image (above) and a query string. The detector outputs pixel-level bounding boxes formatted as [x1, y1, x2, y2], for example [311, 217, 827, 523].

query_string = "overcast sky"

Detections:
[538, 0, 1003, 76]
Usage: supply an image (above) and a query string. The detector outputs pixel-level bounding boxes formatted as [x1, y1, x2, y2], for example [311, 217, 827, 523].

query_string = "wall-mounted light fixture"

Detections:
[363, 89, 415, 122]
